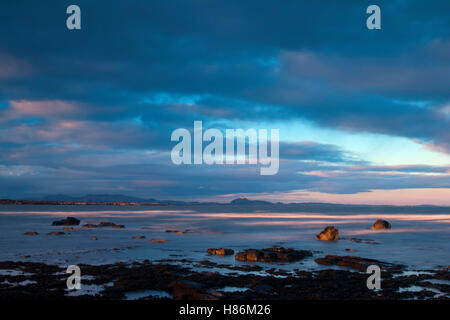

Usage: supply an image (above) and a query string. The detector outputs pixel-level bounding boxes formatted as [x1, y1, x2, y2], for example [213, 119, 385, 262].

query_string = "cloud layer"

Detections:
[0, 0, 449, 203]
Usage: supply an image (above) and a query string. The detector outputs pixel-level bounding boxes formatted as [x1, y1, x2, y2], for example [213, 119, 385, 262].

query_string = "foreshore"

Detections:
[1, 253, 449, 300]
[1, 208, 449, 300]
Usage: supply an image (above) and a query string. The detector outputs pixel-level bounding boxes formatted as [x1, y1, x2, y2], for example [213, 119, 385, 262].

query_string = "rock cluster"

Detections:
[207, 248, 234, 255]
[235, 247, 312, 262]
[168, 280, 218, 300]
[82, 222, 125, 229]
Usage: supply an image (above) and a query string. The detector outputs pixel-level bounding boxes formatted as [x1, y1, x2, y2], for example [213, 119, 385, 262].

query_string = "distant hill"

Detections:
[43, 194, 159, 203]
[229, 198, 274, 205]
[12, 194, 446, 211]
[41, 194, 277, 205]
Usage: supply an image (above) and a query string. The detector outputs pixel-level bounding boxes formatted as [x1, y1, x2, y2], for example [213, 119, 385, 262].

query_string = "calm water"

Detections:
[0, 204, 449, 271]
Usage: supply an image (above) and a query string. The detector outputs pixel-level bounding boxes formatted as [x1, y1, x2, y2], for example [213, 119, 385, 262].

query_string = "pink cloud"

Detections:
[302, 170, 340, 178]
[9, 100, 77, 117]
[224, 188, 450, 206]
[411, 138, 450, 156]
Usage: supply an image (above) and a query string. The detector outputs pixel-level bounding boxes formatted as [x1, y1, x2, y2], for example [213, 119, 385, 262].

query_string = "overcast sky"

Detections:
[0, 0, 449, 204]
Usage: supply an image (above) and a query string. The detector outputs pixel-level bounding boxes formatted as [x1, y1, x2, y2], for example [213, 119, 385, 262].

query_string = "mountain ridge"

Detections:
[20, 194, 449, 207]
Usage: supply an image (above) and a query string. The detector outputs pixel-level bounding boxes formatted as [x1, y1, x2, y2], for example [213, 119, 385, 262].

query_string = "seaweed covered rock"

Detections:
[314, 255, 400, 271]
[168, 280, 217, 300]
[235, 247, 311, 262]
[207, 248, 234, 256]
[82, 222, 125, 229]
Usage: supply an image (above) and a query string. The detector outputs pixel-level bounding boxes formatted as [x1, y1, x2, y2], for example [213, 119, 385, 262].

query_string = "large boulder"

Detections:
[51, 217, 80, 226]
[235, 250, 262, 262]
[316, 226, 339, 241]
[371, 219, 391, 230]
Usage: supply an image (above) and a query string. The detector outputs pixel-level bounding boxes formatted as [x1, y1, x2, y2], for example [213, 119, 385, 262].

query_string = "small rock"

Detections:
[92, 236, 98, 240]
[166, 229, 183, 234]
[47, 232, 65, 236]
[316, 226, 339, 241]
[24, 232, 38, 236]
[345, 248, 357, 252]
[51, 217, 80, 226]
[82, 224, 98, 228]
[63, 227, 74, 231]
[112, 225, 125, 229]
[371, 219, 391, 230]
[151, 238, 168, 243]
[133, 235, 146, 239]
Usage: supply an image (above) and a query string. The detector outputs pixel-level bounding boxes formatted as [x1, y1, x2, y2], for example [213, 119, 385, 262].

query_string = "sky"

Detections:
[0, 0, 449, 205]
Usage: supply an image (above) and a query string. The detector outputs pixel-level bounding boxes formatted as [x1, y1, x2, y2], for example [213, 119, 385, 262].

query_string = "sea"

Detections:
[0, 204, 449, 273]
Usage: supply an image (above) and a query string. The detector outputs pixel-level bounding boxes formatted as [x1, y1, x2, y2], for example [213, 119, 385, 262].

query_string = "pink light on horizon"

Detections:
[215, 188, 450, 206]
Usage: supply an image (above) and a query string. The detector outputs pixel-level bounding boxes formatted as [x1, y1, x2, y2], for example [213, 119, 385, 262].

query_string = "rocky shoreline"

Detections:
[0, 253, 448, 300]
